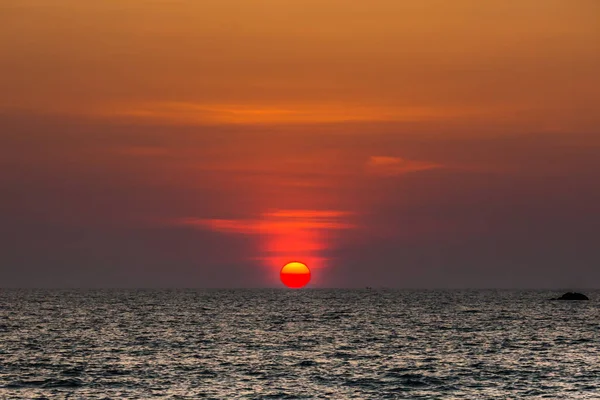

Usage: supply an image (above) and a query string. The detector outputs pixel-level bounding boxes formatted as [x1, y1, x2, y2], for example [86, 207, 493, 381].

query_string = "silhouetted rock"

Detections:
[553, 292, 589, 301]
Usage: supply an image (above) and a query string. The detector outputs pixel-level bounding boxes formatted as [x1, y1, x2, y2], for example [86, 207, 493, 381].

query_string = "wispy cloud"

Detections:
[175, 209, 354, 235]
[104, 101, 491, 125]
[366, 156, 442, 176]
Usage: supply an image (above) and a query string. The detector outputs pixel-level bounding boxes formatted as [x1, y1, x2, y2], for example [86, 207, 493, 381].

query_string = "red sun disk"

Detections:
[280, 262, 311, 288]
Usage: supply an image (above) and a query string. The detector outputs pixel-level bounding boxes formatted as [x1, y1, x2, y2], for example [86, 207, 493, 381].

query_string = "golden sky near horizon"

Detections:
[1, 0, 599, 128]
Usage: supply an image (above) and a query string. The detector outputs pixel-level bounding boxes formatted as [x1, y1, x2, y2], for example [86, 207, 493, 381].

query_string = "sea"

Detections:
[0, 289, 598, 399]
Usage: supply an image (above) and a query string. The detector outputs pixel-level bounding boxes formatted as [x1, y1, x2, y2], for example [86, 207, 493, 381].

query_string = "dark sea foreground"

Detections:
[0, 290, 599, 399]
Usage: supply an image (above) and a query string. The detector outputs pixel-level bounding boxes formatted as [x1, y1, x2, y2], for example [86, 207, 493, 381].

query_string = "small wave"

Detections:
[331, 351, 353, 359]
[42, 378, 84, 388]
[5, 378, 84, 389]
[344, 377, 382, 389]
[61, 366, 85, 376]
[105, 368, 130, 376]
[296, 360, 317, 367]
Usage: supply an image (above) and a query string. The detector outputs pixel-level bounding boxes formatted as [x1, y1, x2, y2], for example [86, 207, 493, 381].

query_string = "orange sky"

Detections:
[1, 1, 599, 287]
[2, 0, 599, 128]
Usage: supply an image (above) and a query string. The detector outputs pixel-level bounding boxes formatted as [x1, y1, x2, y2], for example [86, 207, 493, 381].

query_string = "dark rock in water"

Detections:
[553, 292, 589, 301]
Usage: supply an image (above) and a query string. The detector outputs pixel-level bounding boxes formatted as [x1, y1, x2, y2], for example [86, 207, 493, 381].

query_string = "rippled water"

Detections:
[1, 289, 599, 399]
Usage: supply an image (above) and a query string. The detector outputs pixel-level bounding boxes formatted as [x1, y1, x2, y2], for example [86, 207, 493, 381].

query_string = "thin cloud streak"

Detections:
[366, 156, 443, 176]
[175, 210, 355, 235]
[104, 101, 506, 125]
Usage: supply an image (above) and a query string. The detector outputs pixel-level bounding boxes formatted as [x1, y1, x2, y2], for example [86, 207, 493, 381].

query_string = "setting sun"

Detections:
[280, 262, 311, 289]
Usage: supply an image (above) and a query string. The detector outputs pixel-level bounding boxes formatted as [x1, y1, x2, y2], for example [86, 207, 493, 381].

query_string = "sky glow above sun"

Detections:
[176, 210, 352, 285]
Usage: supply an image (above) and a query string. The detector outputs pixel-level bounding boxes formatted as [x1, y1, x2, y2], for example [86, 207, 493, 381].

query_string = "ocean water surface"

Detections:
[0, 289, 598, 399]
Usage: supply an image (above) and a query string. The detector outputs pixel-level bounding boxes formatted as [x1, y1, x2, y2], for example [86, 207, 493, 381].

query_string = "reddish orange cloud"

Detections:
[176, 210, 354, 234]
